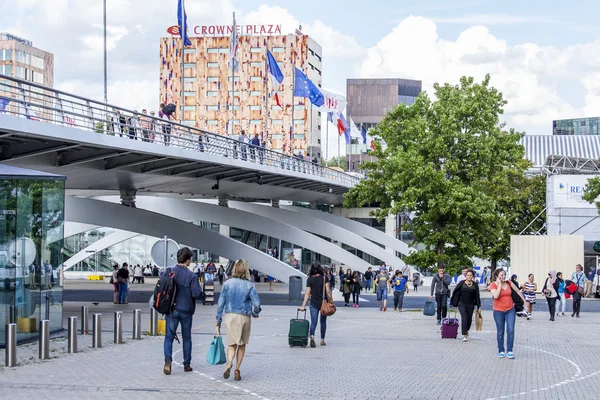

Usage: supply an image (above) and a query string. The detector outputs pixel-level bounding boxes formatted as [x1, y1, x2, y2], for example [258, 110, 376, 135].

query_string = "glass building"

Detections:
[553, 117, 600, 136]
[0, 165, 65, 346]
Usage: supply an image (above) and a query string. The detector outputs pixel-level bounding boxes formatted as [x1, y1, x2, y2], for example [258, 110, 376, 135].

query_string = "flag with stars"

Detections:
[293, 67, 324, 107]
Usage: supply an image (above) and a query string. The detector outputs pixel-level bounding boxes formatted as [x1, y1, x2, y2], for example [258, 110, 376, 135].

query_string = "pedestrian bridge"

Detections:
[0, 75, 358, 204]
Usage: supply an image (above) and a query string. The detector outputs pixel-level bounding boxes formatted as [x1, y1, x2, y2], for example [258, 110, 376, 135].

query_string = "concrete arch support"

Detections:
[92, 196, 374, 273]
[64, 197, 306, 285]
[230, 202, 407, 269]
[280, 205, 414, 257]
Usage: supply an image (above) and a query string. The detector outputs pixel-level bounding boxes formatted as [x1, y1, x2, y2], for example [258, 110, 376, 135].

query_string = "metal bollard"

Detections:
[113, 311, 123, 344]
[81, 306, 89, 334]
[8, 305, 16, 324]
[149, 308, 158, 336]
[39, 320, 50, 360]
[133, 309, 141, 340]
[5, 323, 17, 367]
[68, 316, 78, 353]
[92, 313, 102, 348]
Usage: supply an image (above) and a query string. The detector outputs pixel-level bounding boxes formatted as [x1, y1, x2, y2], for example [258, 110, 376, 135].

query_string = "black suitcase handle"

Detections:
[296, 308, 307, 319]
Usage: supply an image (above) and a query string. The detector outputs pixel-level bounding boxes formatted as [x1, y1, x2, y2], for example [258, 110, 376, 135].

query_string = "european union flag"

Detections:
[0, 97, 9, 112]
[177, 0, 192, 47]
[293, 67, 324, 107]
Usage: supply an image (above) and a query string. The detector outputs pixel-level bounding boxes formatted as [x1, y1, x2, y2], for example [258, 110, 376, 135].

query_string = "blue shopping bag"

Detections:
[206, 335, 227, 365]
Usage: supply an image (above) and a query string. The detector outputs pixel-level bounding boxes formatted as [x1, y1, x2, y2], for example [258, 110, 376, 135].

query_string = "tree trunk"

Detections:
[436, 240, 444, 269]
[491, 256, 497, 274]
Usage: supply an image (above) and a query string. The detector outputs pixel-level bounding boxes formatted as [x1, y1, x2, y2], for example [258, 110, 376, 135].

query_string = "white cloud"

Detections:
[432, 14, 557, 25]
[358, 16, 600, 135]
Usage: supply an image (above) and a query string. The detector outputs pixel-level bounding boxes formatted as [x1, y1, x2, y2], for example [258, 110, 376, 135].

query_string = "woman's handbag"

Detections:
[206, 328, 227, 365]
[510, 283, 525, 312]
[320, 276, 336, 316]
[475, 310, 483, 331]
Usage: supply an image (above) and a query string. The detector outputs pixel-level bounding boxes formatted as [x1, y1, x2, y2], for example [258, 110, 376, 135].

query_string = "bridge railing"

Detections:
[0, 74, 360, 186]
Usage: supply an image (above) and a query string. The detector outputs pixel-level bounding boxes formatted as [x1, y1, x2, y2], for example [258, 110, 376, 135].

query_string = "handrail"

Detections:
[0, 74, 360, 187]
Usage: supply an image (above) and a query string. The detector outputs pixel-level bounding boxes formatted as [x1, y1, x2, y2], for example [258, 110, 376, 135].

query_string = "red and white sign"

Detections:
[167, 25, 180, 35]
[193, 24, 282, 36]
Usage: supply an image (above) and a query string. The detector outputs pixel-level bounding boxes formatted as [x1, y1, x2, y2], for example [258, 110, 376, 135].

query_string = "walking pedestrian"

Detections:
[571, 264, 587, 318]
[218, 265, 225, 285]
[556, 272, 567, 316]
[457, 266, 468, 283]
[111, 264, 119, 304]
[216, 259, 261, 381]
[328, 269, 335, 294]
[510, 274, 520, 289]
[391, 270, 408, 312]
[542, 270, 560, 321]
[485, 266, 492, 287]
[364, 267, 373, 293]
[413, 273, 419, 292]
[430, 267, 451, 325]
[163, 247, 205, 375]
[338, 267, 344, 292]
[267, 275, 274, 291]
[351, 271, 362, 308]
[300, 262, 331, 348]
[489, 268, 524, 359]
[134, 264, 143, 284]
[117, 263, 130, 304]
[343, 268, 353, 307]
[375, 268, 389, 312]
[450, 268, 481, 342]
[522, 274, 537, 320]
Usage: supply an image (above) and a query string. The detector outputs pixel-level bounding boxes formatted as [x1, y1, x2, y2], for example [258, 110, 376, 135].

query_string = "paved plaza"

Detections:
[2, 298, 600, 400]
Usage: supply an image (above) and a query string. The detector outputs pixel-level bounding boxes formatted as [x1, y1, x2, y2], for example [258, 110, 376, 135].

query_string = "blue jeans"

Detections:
[309, 306, 327, 340]
[376, 287, 388, 301]
[365, 279, 372, 291]
[118, 282, 128, 304]
[493, 307, 516, 353]
[164, 310, 193, 365]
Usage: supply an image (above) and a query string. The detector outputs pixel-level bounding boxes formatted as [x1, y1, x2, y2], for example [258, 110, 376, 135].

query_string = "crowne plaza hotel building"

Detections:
[159, 25, 323, 158]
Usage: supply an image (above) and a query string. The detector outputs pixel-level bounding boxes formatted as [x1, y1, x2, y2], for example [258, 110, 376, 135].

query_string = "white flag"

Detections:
[349, 117, 361, 138]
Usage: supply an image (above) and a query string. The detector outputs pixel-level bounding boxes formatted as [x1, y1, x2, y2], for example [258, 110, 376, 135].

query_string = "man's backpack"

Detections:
[153, 272, 177, 315]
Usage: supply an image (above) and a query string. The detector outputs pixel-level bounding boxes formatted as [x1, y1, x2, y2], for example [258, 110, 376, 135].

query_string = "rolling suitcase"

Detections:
[423, 300, 436, 316]
[288, 309, 309, 348]
[441, 311, 459, 339]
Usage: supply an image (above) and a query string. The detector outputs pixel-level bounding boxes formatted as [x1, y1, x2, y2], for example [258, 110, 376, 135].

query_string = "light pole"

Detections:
[103, 0, 108, 104]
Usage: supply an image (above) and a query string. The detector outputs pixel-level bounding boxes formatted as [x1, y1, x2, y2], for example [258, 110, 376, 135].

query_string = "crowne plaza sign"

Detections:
[167, 24, 283, 37]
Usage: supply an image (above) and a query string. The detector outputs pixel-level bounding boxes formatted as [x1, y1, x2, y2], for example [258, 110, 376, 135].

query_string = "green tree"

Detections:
[344, 75, 525, 274]
[582, 176, 600, 210]
[326, 156, 347, 171]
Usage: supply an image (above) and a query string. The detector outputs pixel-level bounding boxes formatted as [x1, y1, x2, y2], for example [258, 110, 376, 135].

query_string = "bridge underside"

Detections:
[0, 116, 348, 204]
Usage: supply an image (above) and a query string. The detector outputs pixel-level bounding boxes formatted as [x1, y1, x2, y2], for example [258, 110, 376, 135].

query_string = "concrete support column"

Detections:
[385, 215, 396, 255]
[272, 200, 280, 209]
[119, 189, 136, 208]
[218, 197, 230, 264]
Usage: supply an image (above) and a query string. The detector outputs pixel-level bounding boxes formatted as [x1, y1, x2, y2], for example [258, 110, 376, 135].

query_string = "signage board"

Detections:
[551, 175, 598, 209]
[167, 24, 282, 37]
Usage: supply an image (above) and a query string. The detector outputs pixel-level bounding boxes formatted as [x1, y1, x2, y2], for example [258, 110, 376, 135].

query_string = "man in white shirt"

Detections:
[457, 266, 468, 283]
[134, 264, 143, 284]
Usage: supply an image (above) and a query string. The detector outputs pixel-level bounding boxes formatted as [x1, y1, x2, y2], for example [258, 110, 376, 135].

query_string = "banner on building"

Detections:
[551, 175, 598, 209]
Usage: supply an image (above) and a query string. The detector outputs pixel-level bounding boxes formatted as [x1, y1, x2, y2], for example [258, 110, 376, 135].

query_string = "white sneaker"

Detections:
[462, 335, 468, 342]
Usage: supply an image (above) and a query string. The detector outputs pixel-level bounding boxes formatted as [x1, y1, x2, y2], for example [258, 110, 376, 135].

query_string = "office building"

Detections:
[553, 117, 599, 136]
[345, 78, 421, 173]
[0, 32, 54, 87]
[159, 31, 323, 158]
[346, 78, 421, 130]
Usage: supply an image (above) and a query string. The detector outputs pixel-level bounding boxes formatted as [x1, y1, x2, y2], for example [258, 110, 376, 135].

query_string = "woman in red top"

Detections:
[489, 269, 525, 359]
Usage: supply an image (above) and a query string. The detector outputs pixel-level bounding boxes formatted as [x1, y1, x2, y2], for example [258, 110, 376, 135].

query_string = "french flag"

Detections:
[267, 50, 283, 107]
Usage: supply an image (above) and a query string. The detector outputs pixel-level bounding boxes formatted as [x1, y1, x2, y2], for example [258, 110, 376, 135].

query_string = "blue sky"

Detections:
[2, 0, 600, 156]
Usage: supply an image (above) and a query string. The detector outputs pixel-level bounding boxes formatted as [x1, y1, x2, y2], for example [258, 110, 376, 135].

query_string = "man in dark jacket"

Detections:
[164, 247, 204, 375]
[430, 267, 451, 325]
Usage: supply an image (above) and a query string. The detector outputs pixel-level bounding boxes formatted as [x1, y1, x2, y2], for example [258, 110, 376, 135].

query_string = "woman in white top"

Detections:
[134, 265, 143, 284]
[542, 271, 560, 321]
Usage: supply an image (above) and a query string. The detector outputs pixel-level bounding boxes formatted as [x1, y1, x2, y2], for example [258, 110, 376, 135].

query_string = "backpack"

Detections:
[153, 272, 177, 315]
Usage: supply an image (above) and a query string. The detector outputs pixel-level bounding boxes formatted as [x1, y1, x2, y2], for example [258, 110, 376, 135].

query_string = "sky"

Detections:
[2, 0, 600, 159]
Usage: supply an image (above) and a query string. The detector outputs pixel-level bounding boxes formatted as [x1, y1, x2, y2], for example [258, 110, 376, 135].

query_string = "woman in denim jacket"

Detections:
[216, 259, 261, 381]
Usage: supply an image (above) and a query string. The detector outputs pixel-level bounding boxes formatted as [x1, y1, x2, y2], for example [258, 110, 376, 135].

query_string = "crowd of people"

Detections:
[120, 250, 596, 377]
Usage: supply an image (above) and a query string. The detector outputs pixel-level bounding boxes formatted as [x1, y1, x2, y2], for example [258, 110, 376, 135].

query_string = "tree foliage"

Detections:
[344, 75, 528, 273]
[582, 176, 600, 211]
[326, 156, 347, 171]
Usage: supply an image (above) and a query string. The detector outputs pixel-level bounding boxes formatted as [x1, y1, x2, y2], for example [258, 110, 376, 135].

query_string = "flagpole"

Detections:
[231, 12, 235, 136]
[309, 102, 312, 160]
[325, 116, 329, 162]
[359, 122, 362, 168]
[337, 130, 340, 167]
[291, 64, 295, 156]
[265, 47, 269, 143]
[103, 0, 107, 104]
[180, 0, 185, 124]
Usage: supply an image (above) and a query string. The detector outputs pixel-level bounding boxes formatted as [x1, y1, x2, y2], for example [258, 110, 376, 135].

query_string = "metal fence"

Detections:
[0, 74, 360, 186]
